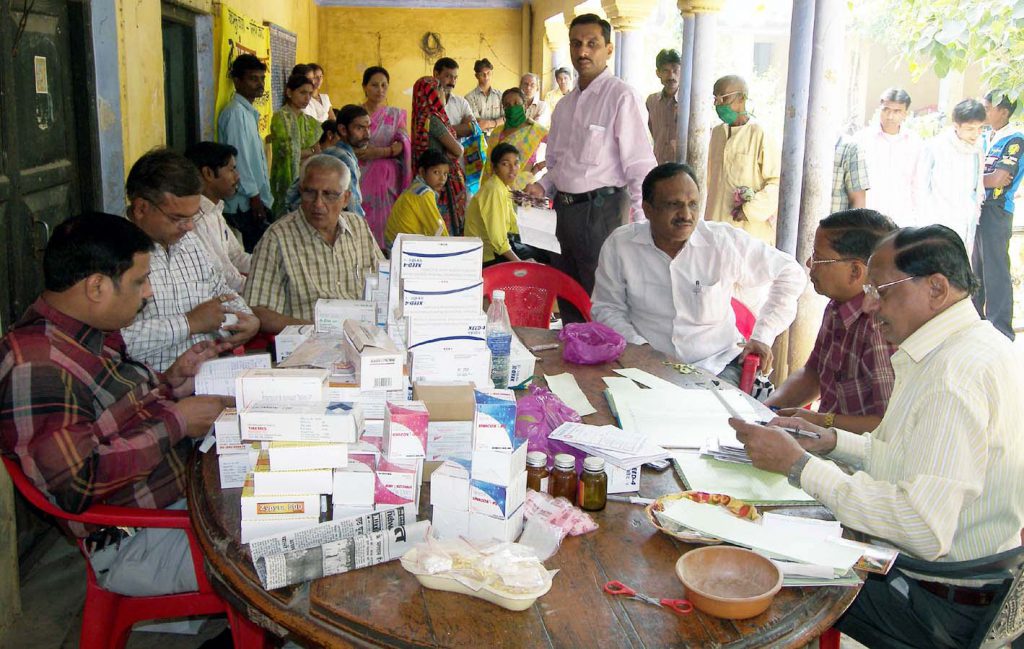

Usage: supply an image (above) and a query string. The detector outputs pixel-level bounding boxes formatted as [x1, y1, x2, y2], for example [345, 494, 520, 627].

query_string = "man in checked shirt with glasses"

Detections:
[122, 148, 260, 371]
[244, 154, 383, 334]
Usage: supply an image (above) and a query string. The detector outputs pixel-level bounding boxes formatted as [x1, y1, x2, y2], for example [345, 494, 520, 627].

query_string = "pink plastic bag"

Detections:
[558, 322, 626, 365]
[514, 385, 588, 473]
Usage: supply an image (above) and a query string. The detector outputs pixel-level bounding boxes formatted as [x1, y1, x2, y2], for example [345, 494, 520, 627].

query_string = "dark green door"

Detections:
[162, 6, 198, 153]
[0, 0, 83, 330]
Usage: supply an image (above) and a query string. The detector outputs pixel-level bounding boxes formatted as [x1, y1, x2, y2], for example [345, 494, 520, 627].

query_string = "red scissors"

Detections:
[603, 580, 693, 615]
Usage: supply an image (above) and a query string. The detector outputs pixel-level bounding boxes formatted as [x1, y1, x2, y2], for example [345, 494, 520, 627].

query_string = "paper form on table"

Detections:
[671, 451, 816, 503]
[602, 376, 643, 393]
[612, 368, 686, 393]
[660, 498, 862, 574]
[544, 372, 597, 416]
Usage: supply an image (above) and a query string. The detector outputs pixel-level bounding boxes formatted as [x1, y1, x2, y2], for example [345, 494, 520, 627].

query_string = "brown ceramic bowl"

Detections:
[674, 546, 783, 619]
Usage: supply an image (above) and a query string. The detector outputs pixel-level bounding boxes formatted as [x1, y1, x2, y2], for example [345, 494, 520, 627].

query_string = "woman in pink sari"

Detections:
[357, 66, 412, 248]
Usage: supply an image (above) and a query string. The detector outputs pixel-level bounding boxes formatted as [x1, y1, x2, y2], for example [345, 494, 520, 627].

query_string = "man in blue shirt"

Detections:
[973, 91, 1023, 340]
[284, 104, 370, 216]
[217, 54, 272, 252]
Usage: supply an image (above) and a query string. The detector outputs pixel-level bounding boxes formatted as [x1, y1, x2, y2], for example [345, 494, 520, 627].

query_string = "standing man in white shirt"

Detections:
[433, 58, 475, 138]
[465, 58, 503, 134]
[855, 88, 924, 226]
[525, 13, 657, 323]
[520, 73, 549, 127]
[122, 148, 259, 371]
[592, 162, 805, 385]
[185, 142, 251, 293]
[918, 98, 986, 254]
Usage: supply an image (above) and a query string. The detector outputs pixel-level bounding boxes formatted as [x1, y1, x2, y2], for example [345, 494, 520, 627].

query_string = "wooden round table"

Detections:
[189, 328, 858, 648]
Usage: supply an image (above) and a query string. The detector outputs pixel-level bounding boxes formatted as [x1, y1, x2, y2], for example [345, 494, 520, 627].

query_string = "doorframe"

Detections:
[74, 0, 126, 214]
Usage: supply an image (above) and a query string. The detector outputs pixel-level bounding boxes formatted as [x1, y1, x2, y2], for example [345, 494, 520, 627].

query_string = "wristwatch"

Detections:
[823, 412, 836, 428]
[787, 451, 813, 489]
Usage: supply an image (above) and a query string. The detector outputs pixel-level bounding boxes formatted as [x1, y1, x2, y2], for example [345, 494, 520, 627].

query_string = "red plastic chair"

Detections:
[482, 262, 592, 329]
[731, 298, 761, 394]
[1, 456, 268, 649]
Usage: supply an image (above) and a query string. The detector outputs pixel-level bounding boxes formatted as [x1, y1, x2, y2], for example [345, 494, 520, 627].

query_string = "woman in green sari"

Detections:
[481, 87, 548, 191]
[269, 73, 321, 217]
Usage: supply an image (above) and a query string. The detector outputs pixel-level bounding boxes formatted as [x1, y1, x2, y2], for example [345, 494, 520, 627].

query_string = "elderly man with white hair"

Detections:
[520, 72, 549, 126]
[244, 154, 384, 334]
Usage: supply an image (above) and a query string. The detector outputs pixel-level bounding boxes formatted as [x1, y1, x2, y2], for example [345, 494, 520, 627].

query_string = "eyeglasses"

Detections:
[300, 188, 345, 204]
[808, 257, 858, 267]
[862, 276, 917, 300]
[713, 91, 743, 105]
[150, 200, 195, 226]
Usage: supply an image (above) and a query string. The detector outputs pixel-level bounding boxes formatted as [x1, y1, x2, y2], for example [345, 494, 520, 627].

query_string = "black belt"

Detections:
[555, 186, 623, 206]
[916, 579, 999, 607]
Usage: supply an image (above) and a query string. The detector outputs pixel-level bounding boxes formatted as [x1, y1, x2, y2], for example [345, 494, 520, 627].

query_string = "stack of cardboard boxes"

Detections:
[388, 235, 492, 386]
[430, 389, 527, 542]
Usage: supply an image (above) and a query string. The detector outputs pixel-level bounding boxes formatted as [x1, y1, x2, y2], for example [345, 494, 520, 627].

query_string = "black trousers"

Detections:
[836, 571, 993, 649]
[225, 202, 270, 253]
[971, 202, 1015, 340]
[551, 188, 630, 324]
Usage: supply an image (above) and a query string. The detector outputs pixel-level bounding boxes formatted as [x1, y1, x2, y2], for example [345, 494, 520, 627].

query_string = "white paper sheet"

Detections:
[544, 372, 597, 416]
[548, 422, 646, 454]
[516, 206, 561, 254]
[195, 353, 272, 396]
[671, 451, 816, 503]
[660, 498, 862, 574]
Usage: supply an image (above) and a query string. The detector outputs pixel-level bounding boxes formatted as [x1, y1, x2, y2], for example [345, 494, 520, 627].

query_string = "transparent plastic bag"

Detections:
[558, 322, 626, 365]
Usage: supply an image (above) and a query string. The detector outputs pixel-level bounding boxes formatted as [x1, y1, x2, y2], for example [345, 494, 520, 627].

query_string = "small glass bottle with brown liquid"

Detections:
[548, 453, 577, 501]
[525, 451, 549, 493]
[577, 456, 608, 511]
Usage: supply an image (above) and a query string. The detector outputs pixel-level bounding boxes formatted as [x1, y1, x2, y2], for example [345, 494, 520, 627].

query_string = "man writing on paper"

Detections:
[245, 155, 383, 334]
[592, 163, 805, 386]
[731, 225, 1024, 649]
[0, 213, 233, 596]
[765, 209, 898, 433]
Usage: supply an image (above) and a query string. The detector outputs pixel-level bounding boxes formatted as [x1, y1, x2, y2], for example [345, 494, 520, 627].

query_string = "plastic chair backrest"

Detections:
[482, 262, 592, 329]
[894, 546, 1024, 649]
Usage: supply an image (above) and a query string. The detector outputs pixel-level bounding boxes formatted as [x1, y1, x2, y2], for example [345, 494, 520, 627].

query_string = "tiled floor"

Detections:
[1, 528, 870, 649]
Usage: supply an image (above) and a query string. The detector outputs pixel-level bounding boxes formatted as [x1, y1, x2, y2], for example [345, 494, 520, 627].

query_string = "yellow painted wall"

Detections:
[116, 0, 166, 170]
[317, 7, 523, 117]
[115, 0, 318, 170]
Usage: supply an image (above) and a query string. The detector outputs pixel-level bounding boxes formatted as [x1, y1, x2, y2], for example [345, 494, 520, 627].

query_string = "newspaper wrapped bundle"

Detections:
[250, 506, 428, 590]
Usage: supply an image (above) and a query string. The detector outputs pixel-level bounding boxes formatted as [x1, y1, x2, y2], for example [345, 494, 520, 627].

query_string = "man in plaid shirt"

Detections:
[121, 148, 260, 371]
[0, 213, 232, 596]
[766, 209, 898, 433]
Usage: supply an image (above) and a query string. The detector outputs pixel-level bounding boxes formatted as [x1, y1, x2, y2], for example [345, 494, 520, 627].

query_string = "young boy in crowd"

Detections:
[465, 142, 547, 266]
[385, 149, 450, 248]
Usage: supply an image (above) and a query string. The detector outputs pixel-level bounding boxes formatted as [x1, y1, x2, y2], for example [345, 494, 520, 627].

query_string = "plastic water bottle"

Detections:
[486, 290, 513, 388]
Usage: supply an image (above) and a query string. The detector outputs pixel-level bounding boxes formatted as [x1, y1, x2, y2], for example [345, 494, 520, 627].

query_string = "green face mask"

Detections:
[504, 104, 526, 128]
[716, 104, 740, 125]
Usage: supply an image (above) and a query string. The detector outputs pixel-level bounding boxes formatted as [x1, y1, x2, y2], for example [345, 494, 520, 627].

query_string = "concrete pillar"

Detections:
[776, 0, 814, 256]
[676, 6, 695, 162]
[602, 0, 655, 86]
[0, 464, 20, 631]
[681, 0, 724, 191]
[787, 0, 846, 374]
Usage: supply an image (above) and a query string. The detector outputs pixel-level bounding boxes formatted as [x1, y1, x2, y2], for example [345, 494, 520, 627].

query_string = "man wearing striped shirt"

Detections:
[122, 149, 260, 372]
[245, 154, 383, 334]
[733, 225, 1024, 649]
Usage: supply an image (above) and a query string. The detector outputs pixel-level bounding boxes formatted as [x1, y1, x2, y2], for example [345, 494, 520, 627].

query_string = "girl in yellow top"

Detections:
[464, 143, 549, 266]
[384, 149, 450, 249]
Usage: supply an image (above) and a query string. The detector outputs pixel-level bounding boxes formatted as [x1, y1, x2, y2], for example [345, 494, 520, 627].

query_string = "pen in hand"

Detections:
[754, 419, 821, 439]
